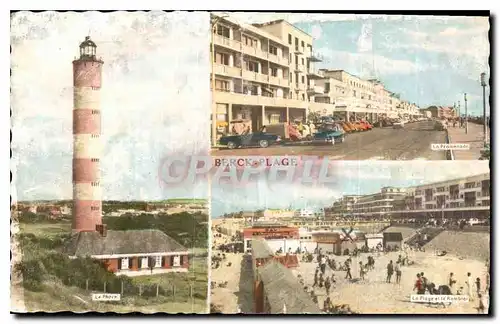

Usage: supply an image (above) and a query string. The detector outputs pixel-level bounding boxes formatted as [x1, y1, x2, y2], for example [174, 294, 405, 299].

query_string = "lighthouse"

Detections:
[72, 36, 103, 232]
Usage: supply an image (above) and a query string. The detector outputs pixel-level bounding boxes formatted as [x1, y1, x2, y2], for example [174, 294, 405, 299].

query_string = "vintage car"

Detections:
[359, 120, 373, 130]
[353, 121, 370, 131]
[393, 119, 405, 129]
[219, 130, 281, 149]
[343, 121, 359, 132]
[312, 123, 346, 145]
[338, 121, 356, 133]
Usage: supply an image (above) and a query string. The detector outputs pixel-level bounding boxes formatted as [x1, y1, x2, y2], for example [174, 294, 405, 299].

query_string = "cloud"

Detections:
[216, 12, 485, 25]
[310, 24, 323, 40]
[317, 48, 420, 76]
[11, 11, 210, 201]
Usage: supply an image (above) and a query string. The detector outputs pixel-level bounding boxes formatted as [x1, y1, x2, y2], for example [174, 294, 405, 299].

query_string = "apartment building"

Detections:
[311, 71, 421, 122]
[326, 187, 407, 217]
[211, 15, 322, 140]
[294, 207, 325, 219]
[324, 173, 490, 220]
[403, 173, 490, 211]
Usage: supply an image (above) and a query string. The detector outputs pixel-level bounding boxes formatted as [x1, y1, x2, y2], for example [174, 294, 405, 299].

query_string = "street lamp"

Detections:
[210, 14, 229, 147]
[464, 93, 468, 134]
[480, 73, 488, 144]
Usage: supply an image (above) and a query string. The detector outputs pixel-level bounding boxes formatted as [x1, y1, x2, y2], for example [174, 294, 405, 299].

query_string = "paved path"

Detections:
[213, 121, 446, 160]
[447, 123, 487, 160]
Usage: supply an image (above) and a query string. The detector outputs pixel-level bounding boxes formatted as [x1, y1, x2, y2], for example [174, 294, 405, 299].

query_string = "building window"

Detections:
[90, 206, 100, 211]
[91, 158, 99, 162]
[246, 61, 259, 72]
[141, 257, 149, 269]
[215, 79, 230, 91]
[215, 24, 230, 38]
[155, 256, 162, 268]
[91, 110, 100, 115]
[91, 134, 99, 138]
[295, 37, 298, 47]
[290, 73, 293, 82]
[301, 40, 305, 48]
[301, 58, 304, 65]
[301, 76, 305, 84]
[269, 45, 278, 55]
[243, 35, 257, 47]
[121, 257, 129, 269]
[270, 67, 278, 77]
[288, 34, 292, 44]
[214, 52, 229, 65]
[91, 182, 100, 187]
[173, 255, 181, 267]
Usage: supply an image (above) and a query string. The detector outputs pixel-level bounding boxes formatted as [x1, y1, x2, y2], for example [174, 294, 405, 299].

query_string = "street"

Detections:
[214, 121, 447, 160]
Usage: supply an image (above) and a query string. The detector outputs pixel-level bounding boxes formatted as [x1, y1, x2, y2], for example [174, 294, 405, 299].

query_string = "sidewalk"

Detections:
[447, 122, 487, 160]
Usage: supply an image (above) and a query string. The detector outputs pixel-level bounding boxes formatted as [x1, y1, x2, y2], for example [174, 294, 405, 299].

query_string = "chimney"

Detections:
[95, 224, 108, 237]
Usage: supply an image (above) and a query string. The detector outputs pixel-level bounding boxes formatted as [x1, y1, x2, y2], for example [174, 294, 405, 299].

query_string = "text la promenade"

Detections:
[159, 156, 338, 185]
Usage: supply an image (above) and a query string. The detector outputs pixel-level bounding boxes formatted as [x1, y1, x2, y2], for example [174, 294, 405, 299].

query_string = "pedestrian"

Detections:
[325, 277, 331, 295]
[414, 273, 424, 295]
[319, 273, 324, 288]
[323, 296, 333, 312]
[466, 272, 474, 300]
[475, 278, 481, 295]
[320, 255, 327, 275]
[345, 263, 352, 280]
[448, 272, 457, 289]
[485, 272, 490, 294]
[312, 270, 319, 288]
[386, 260, 394, 283]
[331, 272, 337, 285]
[420, 272, 428, 293]
[359, 261, 365, 280]
[395, 261, 402, 284]
[477, 293, 486, 314]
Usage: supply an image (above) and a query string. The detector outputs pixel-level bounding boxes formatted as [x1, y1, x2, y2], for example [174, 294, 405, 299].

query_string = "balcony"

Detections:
[214, 90, 308, 109]
[306, 51, 323, 62]
[267, 53, 290, 67]
[242, 70, 269, 83]
[269, 75, 290, 87]
[306, 68, 325, 79]
[213, 64, 242, 78]
[306, 85, 325, 95]
[213, 34, 241, 50]
[240, 43, 267, 60]
[294, 65, 304, 72]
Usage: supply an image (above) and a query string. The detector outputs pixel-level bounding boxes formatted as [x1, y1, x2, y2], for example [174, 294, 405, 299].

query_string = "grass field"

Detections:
[162, 199, 207, 205]
[14, 220, 209, 313]
[19, 222, 71, 236]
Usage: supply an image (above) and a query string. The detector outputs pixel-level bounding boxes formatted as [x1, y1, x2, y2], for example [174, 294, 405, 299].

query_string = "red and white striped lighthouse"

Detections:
[72, 36, 103, 232]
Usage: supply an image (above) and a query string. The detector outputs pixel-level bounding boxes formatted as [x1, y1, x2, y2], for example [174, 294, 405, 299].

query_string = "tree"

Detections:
[307, 111, 321, 124]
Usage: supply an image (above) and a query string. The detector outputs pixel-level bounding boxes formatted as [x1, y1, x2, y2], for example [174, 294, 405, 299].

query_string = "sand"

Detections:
[294, 251, 489, 314]
[210, 231, 253, 314]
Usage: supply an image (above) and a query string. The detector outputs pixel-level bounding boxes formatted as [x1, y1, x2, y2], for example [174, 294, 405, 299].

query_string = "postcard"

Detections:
[209, 12, 490, 161]
[10, 11, 210, 313]
[210, 161, 491, 314]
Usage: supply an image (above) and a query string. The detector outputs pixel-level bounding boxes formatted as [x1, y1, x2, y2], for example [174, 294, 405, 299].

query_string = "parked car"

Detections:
[338, 121, 355, 133]
[312, 123, 346, 145]
[219, 130, 281, 149]
[393, 119, 405, 129]
[359, 120, 373, 130]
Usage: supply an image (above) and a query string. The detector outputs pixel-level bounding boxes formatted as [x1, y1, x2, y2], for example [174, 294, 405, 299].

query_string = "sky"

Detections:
[211, 161, 490, 217]
[11, 11, 210, 201]
[228, 13, 490, 116]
